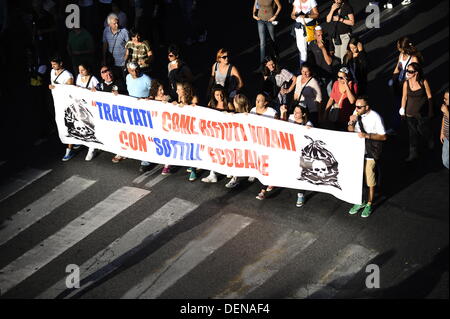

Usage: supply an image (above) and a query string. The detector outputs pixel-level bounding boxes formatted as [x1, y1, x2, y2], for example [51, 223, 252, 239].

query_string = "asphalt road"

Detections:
[0, 0, 448, 300]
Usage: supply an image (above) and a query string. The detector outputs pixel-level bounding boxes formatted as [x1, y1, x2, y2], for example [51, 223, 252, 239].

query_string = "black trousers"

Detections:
[406, 116, 433, 152]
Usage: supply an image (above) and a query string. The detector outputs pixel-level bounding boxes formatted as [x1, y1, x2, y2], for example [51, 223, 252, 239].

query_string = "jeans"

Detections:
[257, 20, 276, 63]
[443, 138, 449, 169]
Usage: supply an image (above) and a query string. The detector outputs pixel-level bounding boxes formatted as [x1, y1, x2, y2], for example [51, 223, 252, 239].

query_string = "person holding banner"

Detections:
[125, 61, 153, 172]
[173, 82, 200, 181]
[281, 102, 313, 207]
[251, 93, 278, 200]
[92, 65, 128, 163]
[75, 63, 99, 161]
[148, 80, 172, 175]
[202, 85, 235, 184]
[347, 96, 387, 218]
[225, 93, 252, 189]
[48, 56, 77, 161]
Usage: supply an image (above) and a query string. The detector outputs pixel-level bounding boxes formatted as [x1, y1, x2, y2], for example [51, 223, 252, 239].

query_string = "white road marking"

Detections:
[216, 230, 317, 299]
[0, 187, 149, 295]
[0, 168, 52, 203]
[122, 213, 253, 299]
[0, 175, 96, 247]
[37, 198, 199, 299]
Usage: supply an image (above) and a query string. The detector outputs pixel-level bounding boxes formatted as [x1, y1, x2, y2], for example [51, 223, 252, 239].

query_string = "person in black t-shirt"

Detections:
[307, 26, 335, 96]
[343, 37, 368, 94]
[93, 65, 128, 95]
[326, 0, 355, 64]
[92, 65, 128, 163]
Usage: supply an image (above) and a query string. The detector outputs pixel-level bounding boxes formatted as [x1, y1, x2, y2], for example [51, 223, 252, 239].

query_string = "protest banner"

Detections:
[52, 85, 365, 204]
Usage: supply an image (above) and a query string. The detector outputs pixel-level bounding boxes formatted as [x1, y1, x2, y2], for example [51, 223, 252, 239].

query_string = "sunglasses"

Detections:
[101, 69, 110, 74]
[338, 76, 347, 80]
[355, 105, 367, 109]
[220, 56, 228, 59]
[168, 54, 175, 57]
[406, 70, 416, 74]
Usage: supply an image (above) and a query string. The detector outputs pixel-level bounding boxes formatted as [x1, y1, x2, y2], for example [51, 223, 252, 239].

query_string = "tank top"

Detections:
[257, 0, 275, 21]
[398, 54, 412, 82]
[214, 63, 229, 87]
[406, 81, 428, 118]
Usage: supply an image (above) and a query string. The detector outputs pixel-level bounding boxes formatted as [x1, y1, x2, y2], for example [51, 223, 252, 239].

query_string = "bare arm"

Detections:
[269, 0, 282, 21]
[232, 66, 244, 90]
[339, 13, 355, 26]
[424, 80, 434, 117]
[345, 81, 357, 104]
[401, 81, 408, 110]
[252, 2, 260, 20]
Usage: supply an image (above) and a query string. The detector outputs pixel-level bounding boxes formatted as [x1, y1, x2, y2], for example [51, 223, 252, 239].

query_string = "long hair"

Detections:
[233, 93, 251, 113]
[262, 55, 281, 77]
[177, 82, 195, 104]
[344, 37, 362, 63]
[397, 37, 424, 64]
[209, 85, 231, 110]
[149, 79, 163, 99]
[292, 103, 310, 125]
[408, 62, 426, 86]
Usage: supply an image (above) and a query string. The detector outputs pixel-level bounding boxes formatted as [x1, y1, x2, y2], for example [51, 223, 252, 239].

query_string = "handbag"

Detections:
[303, 18, 317, 43]
[357, 116, 384, 161]
[328, 88, 345, 123]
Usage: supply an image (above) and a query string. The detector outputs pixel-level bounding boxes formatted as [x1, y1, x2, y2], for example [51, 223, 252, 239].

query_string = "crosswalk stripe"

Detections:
[132, 165, 163, 184]
[0, 186, 149, 295]
[144, 174, 170, 188]
[37, 197, 199, 299]
[0, 176, 96, 247]
[291, 244, 378, 299]
[122, 213, 254, 299]
[215, 230, 317, 299]
[0, 168, 52, 203]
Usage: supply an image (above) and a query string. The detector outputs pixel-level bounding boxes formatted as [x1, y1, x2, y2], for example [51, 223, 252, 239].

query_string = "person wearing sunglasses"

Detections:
[347, 96, 387, 218]
[324, 66, 357, 131]
[399, 62, 434, 162]
[167, 45, 194, 101]
[92, 65, 128, 164]
[208, 48, 244, 100]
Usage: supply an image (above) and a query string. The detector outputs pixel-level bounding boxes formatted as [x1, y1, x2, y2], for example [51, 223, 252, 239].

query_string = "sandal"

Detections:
[256, 190, 266, 200]
[112, 155, 126, 163]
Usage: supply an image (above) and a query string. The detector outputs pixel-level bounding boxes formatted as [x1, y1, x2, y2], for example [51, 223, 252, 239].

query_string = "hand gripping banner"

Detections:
[52, 85, 365, 204]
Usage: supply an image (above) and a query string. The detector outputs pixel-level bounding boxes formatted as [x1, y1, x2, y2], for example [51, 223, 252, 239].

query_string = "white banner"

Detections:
[52, 85, 365, 204]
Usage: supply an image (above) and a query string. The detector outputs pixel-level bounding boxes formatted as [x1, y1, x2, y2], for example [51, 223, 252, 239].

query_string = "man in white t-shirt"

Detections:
[347, 95, 387, 218]
[48, 56, 77, 161]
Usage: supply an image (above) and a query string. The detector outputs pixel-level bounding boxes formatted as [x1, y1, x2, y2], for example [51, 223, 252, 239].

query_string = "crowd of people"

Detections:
[3, 0, 448, 218]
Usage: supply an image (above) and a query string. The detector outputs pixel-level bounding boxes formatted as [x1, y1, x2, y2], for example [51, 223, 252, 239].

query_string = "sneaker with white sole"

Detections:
[225, 177, 239, 189]
[248, 177, 256, 182]
[85, 148, 95, 161]
[202, 173, 217, 183]
[62, 148, 75, 161]
[296, 193, 305, 207]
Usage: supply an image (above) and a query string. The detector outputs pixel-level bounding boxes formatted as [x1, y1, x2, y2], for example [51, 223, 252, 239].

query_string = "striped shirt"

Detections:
[103, 27, 129, 67]
[444, 114, 449, 139]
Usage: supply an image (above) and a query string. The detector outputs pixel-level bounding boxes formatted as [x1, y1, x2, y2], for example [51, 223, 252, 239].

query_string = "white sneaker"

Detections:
[401, 0, 411, 5]
[85, 148, 95, 161]
[225, 177, 239, 189]
[201, 173, 217, 183]
[248, 177, 256, 182]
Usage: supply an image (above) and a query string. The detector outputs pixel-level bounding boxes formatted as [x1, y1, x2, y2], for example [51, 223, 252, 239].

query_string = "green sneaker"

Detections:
[349, 203, 366, 215]
[361, 204, 373, 218]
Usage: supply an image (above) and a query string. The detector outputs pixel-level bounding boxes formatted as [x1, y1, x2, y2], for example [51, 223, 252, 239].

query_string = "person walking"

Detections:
[291, 0, 319, 67]
[399, 62, 434, 162]
[347, 96, 387, 218]
[209, 48, 244, 100]
[102, 13, 129, 79]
